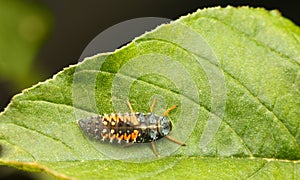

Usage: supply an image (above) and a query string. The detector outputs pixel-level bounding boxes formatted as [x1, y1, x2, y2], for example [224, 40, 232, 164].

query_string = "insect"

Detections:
[77, 99, 186, 157]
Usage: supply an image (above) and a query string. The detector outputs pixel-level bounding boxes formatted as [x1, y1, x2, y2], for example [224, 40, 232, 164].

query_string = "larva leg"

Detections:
[150, 98, 157, 113]
[127, 101, 134, 113]
[165, 135, 186, 146]
[163, 105, 178, 116]
[151, 141, 159, 157]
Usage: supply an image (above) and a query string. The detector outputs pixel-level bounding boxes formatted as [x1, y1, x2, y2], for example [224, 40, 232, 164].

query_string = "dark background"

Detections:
[0, 1, 299, 179]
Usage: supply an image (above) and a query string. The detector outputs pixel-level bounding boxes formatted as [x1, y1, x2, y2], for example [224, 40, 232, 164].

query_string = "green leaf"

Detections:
[0, 0, 52, 89]
[1, 6, 300, 179]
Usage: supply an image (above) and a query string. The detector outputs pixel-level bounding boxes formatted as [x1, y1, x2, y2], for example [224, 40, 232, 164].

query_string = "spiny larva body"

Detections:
[77, 100, 185, 157]
[78, 112, 172, 143]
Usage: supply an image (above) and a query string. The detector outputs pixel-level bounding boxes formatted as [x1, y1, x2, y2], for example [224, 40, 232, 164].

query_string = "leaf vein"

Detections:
[137, 37, 299, 150]
[134, 38, 256, 156]
[7, 122, 79, 159]
[225, 71, 299, 148]
[245, 161, 268, 180]
[0, 139, 36, 161]
[204, 16, 300, 67]
[75, 68, 255, 156]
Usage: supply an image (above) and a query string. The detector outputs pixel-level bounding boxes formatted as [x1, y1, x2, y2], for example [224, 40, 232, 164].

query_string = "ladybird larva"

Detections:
[77, 99, 186, 157]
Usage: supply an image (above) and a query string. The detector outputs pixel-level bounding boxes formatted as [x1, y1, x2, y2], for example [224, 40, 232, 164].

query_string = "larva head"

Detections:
[158, 116, 173, 136]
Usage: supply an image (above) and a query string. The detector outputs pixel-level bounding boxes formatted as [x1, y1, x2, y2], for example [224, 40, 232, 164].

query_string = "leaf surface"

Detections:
[0, 6, 300, 179]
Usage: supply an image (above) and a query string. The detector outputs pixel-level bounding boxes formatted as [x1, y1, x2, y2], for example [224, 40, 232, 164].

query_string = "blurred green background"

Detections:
[0, 0, 298, 179]
[0, 0, 51, 87]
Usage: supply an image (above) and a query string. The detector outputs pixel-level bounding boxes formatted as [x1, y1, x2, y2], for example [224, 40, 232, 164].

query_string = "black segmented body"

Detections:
[77, 112, 172, 144]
